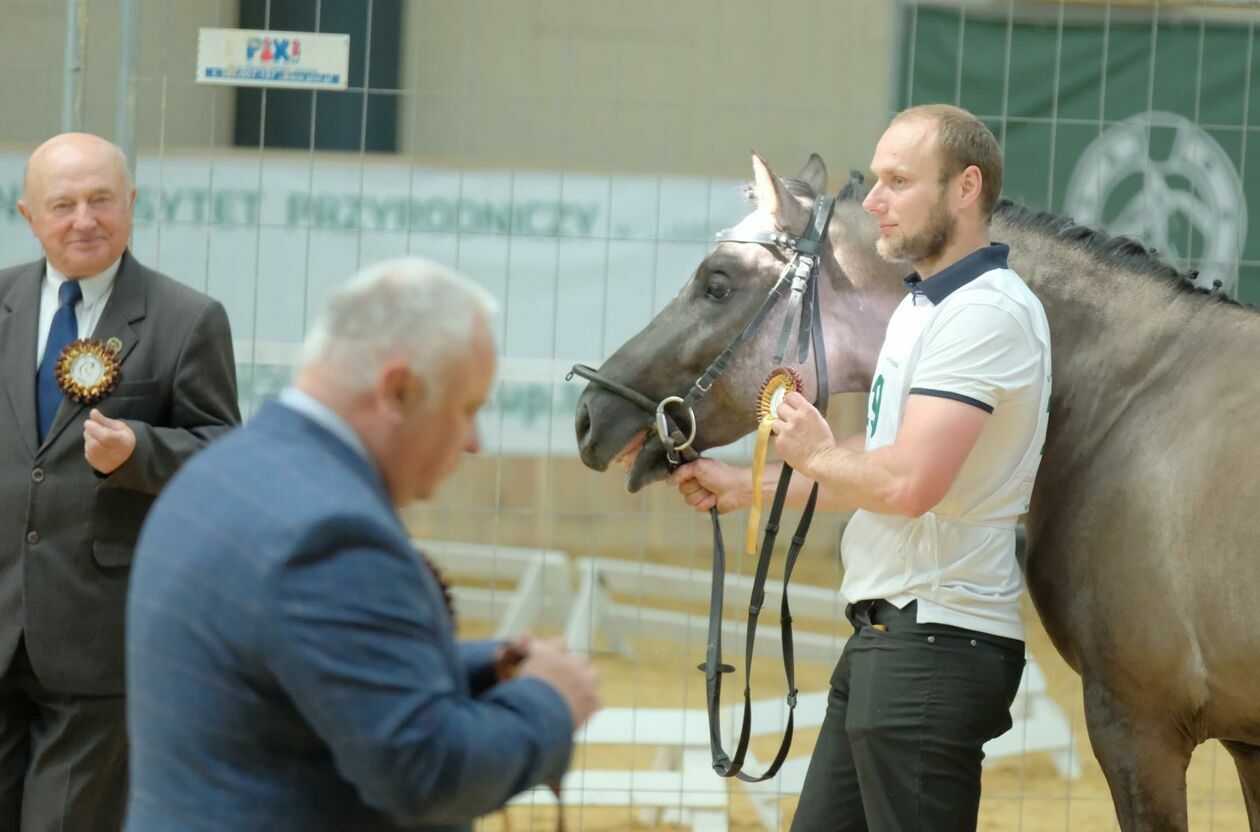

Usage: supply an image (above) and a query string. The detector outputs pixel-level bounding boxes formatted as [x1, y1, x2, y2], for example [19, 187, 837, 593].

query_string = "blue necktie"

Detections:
[36, 280, 83, 442]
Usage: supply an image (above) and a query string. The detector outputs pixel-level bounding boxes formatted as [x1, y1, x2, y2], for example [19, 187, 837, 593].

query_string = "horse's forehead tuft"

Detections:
[742, 178, 818, 205]
[722, 207, 774, 239]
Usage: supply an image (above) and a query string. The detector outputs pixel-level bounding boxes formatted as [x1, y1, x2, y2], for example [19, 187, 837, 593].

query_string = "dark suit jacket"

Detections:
[125, 402, 573, 831]
[0, 250, 239, 695]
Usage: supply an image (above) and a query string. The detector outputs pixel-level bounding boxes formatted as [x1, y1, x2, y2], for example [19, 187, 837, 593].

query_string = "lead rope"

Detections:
[698, 191, 833, 781]
[701, 271, 828, 782]
[566, 189, 838, 784]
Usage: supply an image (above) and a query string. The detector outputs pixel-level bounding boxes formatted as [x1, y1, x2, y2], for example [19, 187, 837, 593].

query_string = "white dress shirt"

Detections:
[35, 257, 123, 369]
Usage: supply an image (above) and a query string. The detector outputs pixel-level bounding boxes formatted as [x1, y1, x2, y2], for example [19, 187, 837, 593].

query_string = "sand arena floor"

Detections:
[455, 561, 1249, 832]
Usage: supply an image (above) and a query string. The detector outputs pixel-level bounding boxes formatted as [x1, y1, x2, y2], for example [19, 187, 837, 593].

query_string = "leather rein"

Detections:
[567, 190, 837, 781]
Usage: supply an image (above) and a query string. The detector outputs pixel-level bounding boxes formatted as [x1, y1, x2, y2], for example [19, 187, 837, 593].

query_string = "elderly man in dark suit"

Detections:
[0, 132, 240, 830]
[127, 257, 599, 831]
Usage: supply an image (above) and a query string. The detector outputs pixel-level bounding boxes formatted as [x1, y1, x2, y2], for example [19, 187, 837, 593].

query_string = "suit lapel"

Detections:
[41, 251, 147, 450]
[0, 261, 46, 458]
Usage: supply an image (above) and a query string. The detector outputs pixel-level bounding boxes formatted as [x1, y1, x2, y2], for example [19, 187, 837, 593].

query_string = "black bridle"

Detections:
[568, 190, 837, 782]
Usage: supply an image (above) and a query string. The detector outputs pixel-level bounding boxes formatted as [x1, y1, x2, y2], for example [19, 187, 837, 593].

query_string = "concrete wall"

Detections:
[397, 0, 898, 182]
[0, 0, 236, 150]
[0, 0, 899, 182]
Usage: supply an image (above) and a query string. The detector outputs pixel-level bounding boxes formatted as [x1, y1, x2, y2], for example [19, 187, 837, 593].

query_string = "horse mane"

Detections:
[991, 199, 1250, 308]
[832, 173, 1250, 309]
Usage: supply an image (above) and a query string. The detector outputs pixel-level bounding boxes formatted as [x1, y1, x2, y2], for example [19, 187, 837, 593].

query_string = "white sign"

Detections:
[1064, 111, 1246, 297]
[196, 28, 350, 91]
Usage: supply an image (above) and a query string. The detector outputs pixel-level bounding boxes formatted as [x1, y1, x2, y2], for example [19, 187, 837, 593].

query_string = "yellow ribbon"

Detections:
[746, 415, 775, 555]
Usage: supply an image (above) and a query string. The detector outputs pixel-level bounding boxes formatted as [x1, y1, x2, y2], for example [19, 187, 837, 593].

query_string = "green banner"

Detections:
[902, 6, 1258, 304]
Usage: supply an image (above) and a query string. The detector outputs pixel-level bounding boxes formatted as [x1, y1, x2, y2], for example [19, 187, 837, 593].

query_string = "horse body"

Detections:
[1008, 225, 1260, 826]
[574, 153, 1260, 830]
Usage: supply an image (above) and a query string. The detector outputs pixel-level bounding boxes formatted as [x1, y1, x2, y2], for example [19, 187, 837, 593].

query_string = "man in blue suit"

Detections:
[125, 257, 600, 831]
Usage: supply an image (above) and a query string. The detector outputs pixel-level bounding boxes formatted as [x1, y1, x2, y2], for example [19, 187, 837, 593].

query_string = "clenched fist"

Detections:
[667, 458, 753, 515]
[83, 408, 136, 475]
[517, 638, 601, 729]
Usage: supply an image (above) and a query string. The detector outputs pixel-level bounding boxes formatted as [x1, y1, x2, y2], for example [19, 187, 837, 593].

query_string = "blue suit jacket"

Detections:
[125, 402, 573, 831]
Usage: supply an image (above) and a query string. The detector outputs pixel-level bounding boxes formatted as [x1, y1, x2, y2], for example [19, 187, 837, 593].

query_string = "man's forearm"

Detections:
[798, 442, 914, 515]
[760, 433, 871, 512]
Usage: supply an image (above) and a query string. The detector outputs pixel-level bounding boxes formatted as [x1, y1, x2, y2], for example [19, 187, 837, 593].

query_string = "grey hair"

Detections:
[302, 257, 499, 394]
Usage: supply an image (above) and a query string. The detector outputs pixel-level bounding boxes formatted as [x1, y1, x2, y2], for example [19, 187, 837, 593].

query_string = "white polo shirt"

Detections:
[840, 243, 1051, 641]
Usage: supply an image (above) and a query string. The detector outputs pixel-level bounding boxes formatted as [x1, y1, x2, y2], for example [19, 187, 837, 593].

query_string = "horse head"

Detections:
[574, 152, 907, 491]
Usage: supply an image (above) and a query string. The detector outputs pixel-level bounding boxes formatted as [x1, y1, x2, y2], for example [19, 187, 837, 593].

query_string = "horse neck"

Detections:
[1004, 226, 1242, 485]
[819, 221, 908, 394]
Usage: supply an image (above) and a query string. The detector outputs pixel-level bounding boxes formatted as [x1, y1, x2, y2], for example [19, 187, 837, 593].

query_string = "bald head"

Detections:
[18, 133, 136, 278]
[24, 133, 131, 201]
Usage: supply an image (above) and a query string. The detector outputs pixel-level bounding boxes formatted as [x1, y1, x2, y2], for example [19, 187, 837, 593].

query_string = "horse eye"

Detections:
[705, 274, 732, 300]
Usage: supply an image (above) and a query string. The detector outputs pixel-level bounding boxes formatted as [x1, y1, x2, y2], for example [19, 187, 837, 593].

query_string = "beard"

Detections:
[876, 190, 956, 264]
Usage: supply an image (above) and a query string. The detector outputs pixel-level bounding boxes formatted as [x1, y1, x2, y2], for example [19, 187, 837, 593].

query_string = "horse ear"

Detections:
[751, 151, 809, 232]
[796, 153, 828, 193]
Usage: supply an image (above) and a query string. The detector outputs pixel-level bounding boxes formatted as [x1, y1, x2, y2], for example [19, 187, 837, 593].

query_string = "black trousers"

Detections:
[790, 600, 1025, 832]
[0, 640, 127, 832]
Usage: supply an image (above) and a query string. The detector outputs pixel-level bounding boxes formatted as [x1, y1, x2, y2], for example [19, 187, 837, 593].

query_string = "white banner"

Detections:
[0, 152, 754, 457]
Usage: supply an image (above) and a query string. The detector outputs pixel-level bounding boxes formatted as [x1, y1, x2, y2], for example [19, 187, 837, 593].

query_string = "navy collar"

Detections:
[903, 243, 1010, 304]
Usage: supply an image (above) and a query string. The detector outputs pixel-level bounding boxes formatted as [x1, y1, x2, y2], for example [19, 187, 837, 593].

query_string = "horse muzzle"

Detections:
[575, 390, 674, 491]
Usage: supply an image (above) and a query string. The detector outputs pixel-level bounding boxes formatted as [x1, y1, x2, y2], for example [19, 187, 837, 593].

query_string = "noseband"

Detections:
[568, 191, 838, 783]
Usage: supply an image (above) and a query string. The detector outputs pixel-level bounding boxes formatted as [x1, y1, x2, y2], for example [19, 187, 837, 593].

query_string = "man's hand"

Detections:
[516, 639, 601, 729]
[83, 409, 136, 475]
[668, 458, 753, 514]
[771, 391, 836, 477]
[494, 636, 532, 682]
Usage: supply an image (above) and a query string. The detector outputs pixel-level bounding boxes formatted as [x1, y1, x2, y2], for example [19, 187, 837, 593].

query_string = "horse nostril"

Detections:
[576, 401, 593, 446]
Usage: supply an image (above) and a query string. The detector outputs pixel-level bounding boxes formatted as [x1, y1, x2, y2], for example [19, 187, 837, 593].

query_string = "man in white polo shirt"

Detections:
[670, 104, 1051, 830]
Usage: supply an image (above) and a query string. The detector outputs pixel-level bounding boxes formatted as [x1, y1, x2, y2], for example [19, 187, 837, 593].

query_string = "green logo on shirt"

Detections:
[868, 374, 884, 436]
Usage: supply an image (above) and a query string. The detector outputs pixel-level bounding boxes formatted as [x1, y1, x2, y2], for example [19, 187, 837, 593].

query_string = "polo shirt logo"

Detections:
[868, 374, 885, 437]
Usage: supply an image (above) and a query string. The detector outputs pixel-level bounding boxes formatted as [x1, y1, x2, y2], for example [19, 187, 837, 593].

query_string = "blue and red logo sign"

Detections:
[199, 28, 346, 89]
[245, 37, 302, 64]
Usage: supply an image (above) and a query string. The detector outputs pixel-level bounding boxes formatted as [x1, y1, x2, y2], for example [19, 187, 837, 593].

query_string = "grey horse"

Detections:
[573, 152, 1260, 831]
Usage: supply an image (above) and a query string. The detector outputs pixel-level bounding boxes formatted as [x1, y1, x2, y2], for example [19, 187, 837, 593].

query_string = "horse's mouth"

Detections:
[613, 429, 648, 470]
[614, 428, 672, 493]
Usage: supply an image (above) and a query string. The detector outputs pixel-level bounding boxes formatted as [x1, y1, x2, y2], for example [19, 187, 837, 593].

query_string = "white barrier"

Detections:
[545, 653, 1080, 830]
[420, 545, 1082, 830]
[558, 556, 1082, 829]
[413, 539, 572, 639]
[564, 556, 849, 662]
[513, 719, 730, 832]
